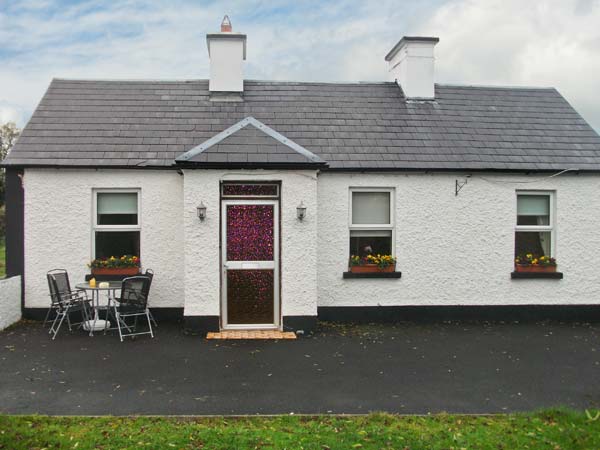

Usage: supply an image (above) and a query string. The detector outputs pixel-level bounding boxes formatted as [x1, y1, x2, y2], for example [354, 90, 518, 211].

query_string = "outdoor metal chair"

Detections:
[106, 270, 156, 330]
[45, 268, 82, 327]
[144, 269, 158, 327]
[46, 269, 91, 340]
[113, 276, 154, 342]
[43, 270, 63, 327]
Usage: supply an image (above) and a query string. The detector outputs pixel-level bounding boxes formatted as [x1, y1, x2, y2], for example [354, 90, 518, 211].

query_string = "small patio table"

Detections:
[75, 281, 122, 336]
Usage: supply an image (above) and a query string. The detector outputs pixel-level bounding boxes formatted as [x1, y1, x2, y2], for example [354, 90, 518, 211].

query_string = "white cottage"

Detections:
[4, 18, 600, 333]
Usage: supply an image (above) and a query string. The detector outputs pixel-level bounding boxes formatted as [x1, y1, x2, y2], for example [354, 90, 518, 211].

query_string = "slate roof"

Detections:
[4, 78, 600, 171]
[175, 116, 326, 167]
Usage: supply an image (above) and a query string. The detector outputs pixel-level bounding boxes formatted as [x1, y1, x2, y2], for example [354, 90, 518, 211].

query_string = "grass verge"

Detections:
[1, 409, 599, 449]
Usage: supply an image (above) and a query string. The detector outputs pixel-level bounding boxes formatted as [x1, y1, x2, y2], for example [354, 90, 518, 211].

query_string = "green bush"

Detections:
[0, 204, 4, 239]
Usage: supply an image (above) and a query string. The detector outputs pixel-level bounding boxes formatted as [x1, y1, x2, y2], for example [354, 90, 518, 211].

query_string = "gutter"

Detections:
[0, 163, 589, 175]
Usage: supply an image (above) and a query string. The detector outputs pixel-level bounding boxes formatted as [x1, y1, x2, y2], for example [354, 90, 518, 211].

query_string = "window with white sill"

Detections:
[93, 190, 141, 259]
[515, 191, 554, 260]
[349, 188, 394, 257]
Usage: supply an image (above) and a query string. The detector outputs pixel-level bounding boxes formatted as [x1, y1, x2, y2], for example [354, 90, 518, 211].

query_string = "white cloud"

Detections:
[416, 0, 600, 130]
[0, 0, 599, 132]
[0, 104, 24, 124]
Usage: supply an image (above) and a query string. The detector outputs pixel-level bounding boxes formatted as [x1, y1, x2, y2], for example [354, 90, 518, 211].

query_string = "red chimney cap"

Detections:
[221, 15, 232, 32]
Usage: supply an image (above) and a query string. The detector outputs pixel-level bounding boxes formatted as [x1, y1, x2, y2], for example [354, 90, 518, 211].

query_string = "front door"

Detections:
[221, 200, 279, 329]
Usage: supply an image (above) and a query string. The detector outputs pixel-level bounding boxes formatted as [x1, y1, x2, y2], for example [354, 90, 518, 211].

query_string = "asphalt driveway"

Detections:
[1, 320, 599, 415]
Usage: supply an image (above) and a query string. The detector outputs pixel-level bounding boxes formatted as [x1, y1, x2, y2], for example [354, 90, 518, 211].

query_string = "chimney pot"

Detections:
[221, 15, 232, 32]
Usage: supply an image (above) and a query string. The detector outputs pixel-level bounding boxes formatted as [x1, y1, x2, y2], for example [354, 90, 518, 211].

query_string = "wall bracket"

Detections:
[455, 177, 470, 196]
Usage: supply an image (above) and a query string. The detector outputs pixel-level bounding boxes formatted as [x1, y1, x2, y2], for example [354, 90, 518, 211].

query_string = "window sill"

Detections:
[343, 271, 402, 279]
[511, 271, 563, 279]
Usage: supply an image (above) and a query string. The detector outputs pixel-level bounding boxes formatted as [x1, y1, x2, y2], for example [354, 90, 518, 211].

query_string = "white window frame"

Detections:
[348, 187, 395, 256]
[515, 190, 556, 257]
[92, 188, 141, 258]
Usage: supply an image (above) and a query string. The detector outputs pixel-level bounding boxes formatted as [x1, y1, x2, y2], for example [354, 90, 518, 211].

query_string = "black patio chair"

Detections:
[113, 276, 154, 342]
[46, 269, 91, 340]
[144, 269, 158, 327]
[43, 270, 63, 327]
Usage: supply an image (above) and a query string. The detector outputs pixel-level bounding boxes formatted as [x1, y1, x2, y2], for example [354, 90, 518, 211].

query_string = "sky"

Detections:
[1, 0, 600, 132]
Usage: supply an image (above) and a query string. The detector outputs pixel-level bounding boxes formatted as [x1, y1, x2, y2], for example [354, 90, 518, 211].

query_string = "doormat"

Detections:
[206, 330, 297, 340]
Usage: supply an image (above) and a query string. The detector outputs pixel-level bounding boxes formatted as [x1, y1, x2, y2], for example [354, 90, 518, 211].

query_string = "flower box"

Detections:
[349, 254, 396, 274]
[514, 264, 557, 273]
[89, 255, 140, 277]
[91, 267, 140, 276]
[350, 263, 396, 273]
[514, 254, 557, 274]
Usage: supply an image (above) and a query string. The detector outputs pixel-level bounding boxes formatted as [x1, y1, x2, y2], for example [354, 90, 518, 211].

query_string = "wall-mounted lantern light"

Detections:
[197, 202, 207, 221]
[296, 201, 307, 221]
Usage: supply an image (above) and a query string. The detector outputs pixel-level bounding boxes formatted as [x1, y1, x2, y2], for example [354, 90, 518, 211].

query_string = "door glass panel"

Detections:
[226, 205, 274, 261]
[222, 184, 278, 197]
[227, 270, 274, 324]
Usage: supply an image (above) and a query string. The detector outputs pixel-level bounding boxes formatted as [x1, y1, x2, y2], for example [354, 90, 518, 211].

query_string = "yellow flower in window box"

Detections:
[88, 254, 141, 276]
[349, 254, 397, 273]
[515, 253, 557, 273]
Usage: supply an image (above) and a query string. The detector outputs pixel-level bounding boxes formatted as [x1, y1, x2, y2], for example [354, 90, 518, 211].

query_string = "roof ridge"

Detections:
[437, 83, 556, 91]
[244, 80, 393, 86]
[52, 78, 208, 83]
[51, 78, 394, 86]
[50, 78, 556, 91]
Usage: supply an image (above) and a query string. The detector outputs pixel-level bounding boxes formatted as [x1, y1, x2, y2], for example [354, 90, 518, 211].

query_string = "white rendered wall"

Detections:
[318, 172, 600, 307]
[23, 168, 598, 316]
[183, 170, 318, 318]
[0, 276, 21, 330]
[23, 169, 184, 309]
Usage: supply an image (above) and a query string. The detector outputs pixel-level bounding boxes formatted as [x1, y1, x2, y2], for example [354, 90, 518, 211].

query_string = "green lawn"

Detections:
[0, 238, 5, 278]
[1, 409, 599, 449]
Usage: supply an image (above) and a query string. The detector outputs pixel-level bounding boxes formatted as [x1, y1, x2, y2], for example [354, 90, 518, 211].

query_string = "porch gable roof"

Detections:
[175, 116, 326, 168]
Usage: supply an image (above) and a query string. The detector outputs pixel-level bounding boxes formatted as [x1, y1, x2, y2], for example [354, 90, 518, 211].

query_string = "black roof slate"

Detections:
[4, 78, 600, 171]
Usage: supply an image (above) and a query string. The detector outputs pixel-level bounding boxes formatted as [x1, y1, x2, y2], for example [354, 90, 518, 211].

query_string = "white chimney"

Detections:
[385, 36, 439, 99]
[206, 15, 246, 93]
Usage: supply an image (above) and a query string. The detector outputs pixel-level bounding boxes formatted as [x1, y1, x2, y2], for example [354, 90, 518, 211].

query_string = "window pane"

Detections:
[517, 195, 549, 226]
[350, 230, 392, 257]
[97, 193, 138, 225]
[352, 192, 391, 224]
[95, 231, 140, 259]
[515, 231, 551, 258]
